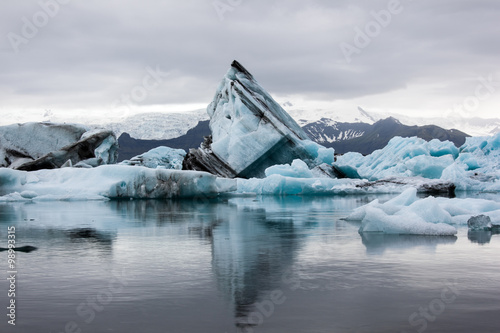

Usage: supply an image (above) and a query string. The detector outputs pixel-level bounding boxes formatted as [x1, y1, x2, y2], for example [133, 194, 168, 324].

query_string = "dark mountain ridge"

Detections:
[304, 117, 469, 155]
[117, 117, 469, 161]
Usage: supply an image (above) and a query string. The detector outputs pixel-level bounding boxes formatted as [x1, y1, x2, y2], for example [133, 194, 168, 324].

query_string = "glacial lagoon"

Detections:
[0, 194, 499, 333]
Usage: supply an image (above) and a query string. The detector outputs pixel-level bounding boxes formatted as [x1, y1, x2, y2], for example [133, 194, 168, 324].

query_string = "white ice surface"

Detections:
[265, 159, 314, 178]
[335, 137, 457, 180]
[206, 64, 334, 175]
[0, 166, 233, 201]
[0, 122, 87, 167]
[0, 122, 118, 168]
[120, 146, 186, 169]
[345, 187, 500, 235]
[335, 134, 500, 191]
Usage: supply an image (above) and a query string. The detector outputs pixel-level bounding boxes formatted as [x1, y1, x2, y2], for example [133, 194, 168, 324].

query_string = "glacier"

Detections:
[183, 60, 334, 178]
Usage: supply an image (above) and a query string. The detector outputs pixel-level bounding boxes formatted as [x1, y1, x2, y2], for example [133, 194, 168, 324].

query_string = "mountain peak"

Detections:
[376, 116, 402, 125]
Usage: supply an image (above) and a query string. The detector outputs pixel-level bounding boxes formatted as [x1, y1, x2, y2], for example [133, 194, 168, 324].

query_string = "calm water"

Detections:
[0, 195, 499, 333]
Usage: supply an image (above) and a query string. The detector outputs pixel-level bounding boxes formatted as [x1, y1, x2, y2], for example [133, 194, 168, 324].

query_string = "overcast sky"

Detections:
[1, 0, 499, 124]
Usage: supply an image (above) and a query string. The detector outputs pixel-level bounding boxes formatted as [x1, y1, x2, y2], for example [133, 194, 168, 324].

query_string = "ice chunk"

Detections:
[0, 122, 118, 171]
[120, 146, 186, 169]
[358, 206, 457, 236]
[0, 122, 86, 167]
[345, 188, 500, 235]
[441, 132, 500, 191]
[384, 187, 418, 206]
[264, 159, 314, 178]
[333, 133, 500, 192]
[93, 131, 119, 164]
[467, 215, 492, 231]
[183, 60, 333, 178]
[0, 166, 234, 201]
[428, 139, 459, 158]
[335, 136, 457, 181]
[236, 175, 455, 196]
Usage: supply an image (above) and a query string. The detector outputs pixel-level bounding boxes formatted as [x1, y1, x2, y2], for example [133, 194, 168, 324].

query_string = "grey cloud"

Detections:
[0, 0, 499, 113]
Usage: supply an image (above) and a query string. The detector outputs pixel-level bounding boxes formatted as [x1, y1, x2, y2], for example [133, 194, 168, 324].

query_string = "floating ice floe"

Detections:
[335, 134, 500, 192]
[183, 60, 334, 178]
[235, 160, 455, 196]
[0, 166, 234, 201]
[334, 137, 458, 181]
[120, 146, 186, 169]
[0, 122, 117, 170]
[344, 187, 500, 235]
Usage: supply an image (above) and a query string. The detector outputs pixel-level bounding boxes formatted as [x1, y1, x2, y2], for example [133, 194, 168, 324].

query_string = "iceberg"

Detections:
[233, 159, 456, 196]
[467, 215, 492, 231]
[0, 122, 118, 170]
[120, 146, 186, 169]
[334, 137, 457, 181]
[345, 188, 500, 235]
[335, 134, 500, 192]
[441, 133, 500, 191]
[0, 166, 234, 201]
[265, 159, 314, 178]
[183, 60, 334, 178]
[236, 174, 454, 197]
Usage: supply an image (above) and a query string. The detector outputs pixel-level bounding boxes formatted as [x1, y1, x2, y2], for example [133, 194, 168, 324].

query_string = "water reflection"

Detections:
[360, 233, 457, 255]
[467, 229, 500, 244]
[81, 197, 345, 330]
[1, 195, 499, 333]
[211, 200, 303, 330]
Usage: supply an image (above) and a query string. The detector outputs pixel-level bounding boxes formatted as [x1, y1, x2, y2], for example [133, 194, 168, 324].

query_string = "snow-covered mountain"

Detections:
[384, 114, 500, 137]
[303, 117, 469, 155]
[300, 118, 370, 144]
[93, 105, 499, 142]
[290, 106, 379, 126]
[289, 106, 500, 138]
[97, 110, 209, 140]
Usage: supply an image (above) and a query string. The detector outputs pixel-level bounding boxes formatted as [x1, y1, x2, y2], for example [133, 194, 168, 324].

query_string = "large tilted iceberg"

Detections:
[345, 187, 500, 235]
[183, 60, 333, 178]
